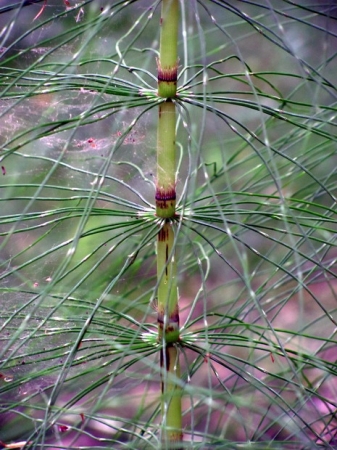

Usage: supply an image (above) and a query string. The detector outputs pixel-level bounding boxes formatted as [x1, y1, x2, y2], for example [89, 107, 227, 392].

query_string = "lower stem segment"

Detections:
[157, 221, 182, 444]
[161, 343, 183, 445]
[157, 222, 179, 343]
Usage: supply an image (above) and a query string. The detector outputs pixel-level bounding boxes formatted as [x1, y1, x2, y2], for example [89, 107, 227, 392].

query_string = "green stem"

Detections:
[157, 222, 179, 343]
[156, 100, 176, 219]
[161, 343, 183, 445]
[156, 125, 181, 444]
[156, 1, 182, 445]
[158, 0, 179, 98]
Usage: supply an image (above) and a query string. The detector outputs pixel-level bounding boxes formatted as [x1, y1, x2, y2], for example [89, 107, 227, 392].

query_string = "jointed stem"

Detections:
[156, 220, 182, 446]
[156, 0, 182, 445]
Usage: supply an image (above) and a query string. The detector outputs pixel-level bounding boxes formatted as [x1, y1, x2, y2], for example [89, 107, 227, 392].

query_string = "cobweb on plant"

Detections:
[0, 6, 162, 446]
[0, 156, 160, 449]
[0, 91, 160, 446]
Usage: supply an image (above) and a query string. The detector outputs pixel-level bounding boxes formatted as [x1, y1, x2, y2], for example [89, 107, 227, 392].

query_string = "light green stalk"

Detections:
[157, 0, 179, 98]
[156, 139, 182, 446]
[156, 101, 176, 219]
[156, 0, 182, 446]
[157, 222, 179, 342]
[160, 343, 182, 445]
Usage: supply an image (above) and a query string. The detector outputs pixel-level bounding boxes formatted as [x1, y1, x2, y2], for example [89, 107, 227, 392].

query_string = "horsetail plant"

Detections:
[0, 1, 337, 449]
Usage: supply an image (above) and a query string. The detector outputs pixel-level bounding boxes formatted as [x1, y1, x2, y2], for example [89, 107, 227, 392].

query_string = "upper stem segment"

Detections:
[158, 0, 179, 98]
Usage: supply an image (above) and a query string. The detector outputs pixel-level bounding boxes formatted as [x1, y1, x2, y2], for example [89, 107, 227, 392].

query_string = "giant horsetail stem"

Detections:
[156, 0, 182, 445]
